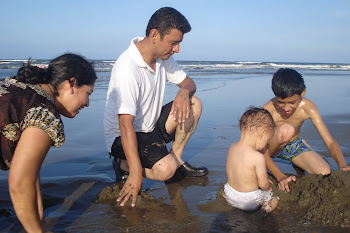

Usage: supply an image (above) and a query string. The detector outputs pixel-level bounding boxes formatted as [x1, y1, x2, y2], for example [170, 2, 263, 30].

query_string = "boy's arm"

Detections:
[255, 154, 271, 190]
[263, 151, 286, 181]
[263, 150, 296, 192]
[307, 102, 350, 170]
[262, 101, 297, 191]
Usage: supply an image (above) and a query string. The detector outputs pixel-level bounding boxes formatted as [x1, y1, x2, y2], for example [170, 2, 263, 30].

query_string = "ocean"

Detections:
[1, 59, 350, 80]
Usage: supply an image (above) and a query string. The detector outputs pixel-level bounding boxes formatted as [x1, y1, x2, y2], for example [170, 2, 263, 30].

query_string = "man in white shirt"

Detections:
[104, 7, 208, 207]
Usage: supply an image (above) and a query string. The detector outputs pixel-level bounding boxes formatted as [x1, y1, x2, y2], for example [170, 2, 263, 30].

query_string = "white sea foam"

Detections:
[180, 61, 350, 71]
[1, 59, 349, 81]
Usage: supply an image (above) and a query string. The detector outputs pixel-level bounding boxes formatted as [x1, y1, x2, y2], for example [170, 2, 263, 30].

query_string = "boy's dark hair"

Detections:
[271, 68, 306, 99]
[240, 107, 275, 131]
[146, 7, 191, 38]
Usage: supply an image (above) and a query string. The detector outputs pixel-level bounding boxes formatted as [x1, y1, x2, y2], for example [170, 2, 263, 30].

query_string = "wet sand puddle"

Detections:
[2, 161, 350, 232]
[50, 172, 350, 232]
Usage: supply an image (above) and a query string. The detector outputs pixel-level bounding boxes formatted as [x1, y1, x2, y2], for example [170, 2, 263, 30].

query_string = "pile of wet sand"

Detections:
[271, 170, 350, 227]
[95, 183, 160, 206]
[96, 170, 350, 229]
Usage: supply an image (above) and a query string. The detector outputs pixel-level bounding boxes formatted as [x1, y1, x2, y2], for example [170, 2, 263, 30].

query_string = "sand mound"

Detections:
[96, 171, 350, 229]
[95, 183, 158, 207]
[272, 170, 350, 227]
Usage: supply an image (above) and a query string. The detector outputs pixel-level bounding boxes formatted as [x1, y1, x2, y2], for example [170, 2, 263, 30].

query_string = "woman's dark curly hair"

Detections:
[15, 53, 97, 95]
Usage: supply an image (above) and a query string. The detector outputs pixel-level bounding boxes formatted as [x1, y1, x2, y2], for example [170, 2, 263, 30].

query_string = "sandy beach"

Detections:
[1, 72, 350, 232]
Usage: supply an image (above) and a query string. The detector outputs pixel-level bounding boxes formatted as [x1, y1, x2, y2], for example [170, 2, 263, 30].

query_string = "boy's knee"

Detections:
[278, 123, 295, 143]
[315, 154, 331, 175]
[310, 165, 331, 176]
[320, 165, 331, 175]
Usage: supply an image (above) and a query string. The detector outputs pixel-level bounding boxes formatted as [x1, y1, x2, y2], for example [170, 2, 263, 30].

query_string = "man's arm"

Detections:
[117, 114, 143, 207]
[307, 101, 350, 170]
[170, 76, 196, 123]
[177, 76, 196, 96]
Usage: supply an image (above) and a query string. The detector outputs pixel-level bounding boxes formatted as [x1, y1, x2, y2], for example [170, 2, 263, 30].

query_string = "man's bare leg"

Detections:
[166, 96, 202, 164]
[165, 96, 208, 177]
[116, 96, 207, 182]
[117, 153, 179, 181]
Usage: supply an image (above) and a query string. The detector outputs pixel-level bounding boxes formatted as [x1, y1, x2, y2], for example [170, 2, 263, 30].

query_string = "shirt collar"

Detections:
[130, 37, 160, 73]
[130, 37, 147, 68]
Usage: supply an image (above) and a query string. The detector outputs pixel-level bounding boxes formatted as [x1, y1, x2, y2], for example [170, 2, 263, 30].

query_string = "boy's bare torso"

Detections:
[263, 97, 315, 142]
[226, 142, 263, 192]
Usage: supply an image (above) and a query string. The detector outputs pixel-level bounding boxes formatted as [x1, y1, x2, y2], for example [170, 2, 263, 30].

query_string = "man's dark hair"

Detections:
[271, 68, 306, 99]
[146, 7, 191, 38]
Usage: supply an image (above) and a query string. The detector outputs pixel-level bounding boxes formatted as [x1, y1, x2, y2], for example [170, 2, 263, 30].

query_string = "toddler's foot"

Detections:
[261, 197, 279, 214]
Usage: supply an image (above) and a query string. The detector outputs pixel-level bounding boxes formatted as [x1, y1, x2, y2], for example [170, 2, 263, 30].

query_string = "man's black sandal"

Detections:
[112, 158, 129, 183]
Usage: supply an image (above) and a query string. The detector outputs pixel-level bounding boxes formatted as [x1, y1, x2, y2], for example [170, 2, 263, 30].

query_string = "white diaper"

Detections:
[223, 182, 273, 211]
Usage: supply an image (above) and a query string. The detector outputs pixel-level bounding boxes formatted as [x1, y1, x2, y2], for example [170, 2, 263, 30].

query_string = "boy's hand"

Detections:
[340, 165, 350, 171]
[278, 176, 296, 192]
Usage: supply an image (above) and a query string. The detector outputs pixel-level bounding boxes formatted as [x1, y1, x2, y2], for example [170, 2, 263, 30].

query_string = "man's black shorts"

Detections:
[110, 101, 175, 169]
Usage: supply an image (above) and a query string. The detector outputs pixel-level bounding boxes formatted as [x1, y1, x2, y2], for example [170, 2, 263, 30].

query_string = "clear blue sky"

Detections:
[1, 0, 349, 63]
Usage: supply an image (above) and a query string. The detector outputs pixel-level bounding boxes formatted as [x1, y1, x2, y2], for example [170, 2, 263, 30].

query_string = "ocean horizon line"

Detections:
[0, 58, 349, 65]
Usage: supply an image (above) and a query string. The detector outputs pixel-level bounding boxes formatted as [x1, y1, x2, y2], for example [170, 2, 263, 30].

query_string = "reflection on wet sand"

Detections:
[94, 176, 210, 232]
[45, 182, 95, 230]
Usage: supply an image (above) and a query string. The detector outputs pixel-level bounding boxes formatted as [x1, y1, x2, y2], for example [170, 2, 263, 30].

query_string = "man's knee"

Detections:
[151, 159, 178, 181]
[191, 96, 202, 117]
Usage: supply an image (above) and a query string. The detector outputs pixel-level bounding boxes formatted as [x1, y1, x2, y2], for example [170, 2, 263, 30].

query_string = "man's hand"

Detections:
[278, 175, 296, 192]
[170, 88, 190, 123]
[117, 172, 143, 207]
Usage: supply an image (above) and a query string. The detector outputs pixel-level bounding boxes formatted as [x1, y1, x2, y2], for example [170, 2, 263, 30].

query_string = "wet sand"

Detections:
[1, 73, 350, 232]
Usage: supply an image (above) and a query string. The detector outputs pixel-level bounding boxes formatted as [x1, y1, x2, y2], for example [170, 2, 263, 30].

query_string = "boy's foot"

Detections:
[261, 197, 280, 214]
[112, 158, 129, 183]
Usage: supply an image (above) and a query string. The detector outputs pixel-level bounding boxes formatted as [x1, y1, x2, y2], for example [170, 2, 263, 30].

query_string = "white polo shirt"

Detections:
[104, 37, 187, 152]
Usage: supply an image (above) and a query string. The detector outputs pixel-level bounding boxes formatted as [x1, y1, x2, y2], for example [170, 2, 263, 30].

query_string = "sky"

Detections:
[1, 0, 350, 63]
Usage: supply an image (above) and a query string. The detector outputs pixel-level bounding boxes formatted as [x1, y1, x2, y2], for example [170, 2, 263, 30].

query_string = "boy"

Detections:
[224, 107, 279, 213]
[263, 68, 350, 192]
